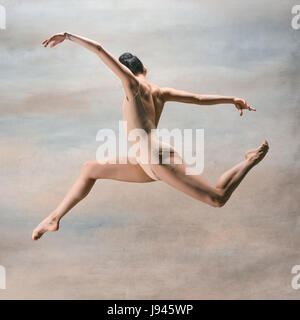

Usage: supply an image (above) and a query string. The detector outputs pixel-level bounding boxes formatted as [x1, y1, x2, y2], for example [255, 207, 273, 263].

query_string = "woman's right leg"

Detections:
[151, 140, 269, 207]
[32, 158, 154, 240]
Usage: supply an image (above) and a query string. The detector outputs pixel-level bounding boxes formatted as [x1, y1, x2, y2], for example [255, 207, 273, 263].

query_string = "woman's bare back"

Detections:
[122, 80, 165, 135]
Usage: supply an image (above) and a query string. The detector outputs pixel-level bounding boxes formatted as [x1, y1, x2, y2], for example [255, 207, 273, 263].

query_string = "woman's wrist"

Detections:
[219, 96, 235, 104]
[229, 96, 236, 103]
[64, 32, 72, 40]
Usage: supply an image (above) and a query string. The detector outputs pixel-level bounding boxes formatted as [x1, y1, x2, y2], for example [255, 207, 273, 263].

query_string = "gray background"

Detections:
[0, 0, 299, 299]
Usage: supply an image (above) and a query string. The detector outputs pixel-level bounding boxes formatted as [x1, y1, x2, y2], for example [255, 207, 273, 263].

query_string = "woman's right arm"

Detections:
[42, 32, 137, 88]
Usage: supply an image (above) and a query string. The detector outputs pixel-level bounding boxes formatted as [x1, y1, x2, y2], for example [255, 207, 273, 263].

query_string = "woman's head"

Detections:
[119, 52, 146, 76]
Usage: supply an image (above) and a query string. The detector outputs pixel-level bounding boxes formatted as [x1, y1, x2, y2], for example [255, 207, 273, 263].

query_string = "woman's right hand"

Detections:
[233, 97, 256, 116]
[42, 32, 67, 48]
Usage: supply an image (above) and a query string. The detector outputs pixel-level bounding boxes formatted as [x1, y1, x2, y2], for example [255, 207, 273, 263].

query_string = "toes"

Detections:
[32, 230, 41, 241]
[32, 233, 38, 241]
[259, 140, 269, 151]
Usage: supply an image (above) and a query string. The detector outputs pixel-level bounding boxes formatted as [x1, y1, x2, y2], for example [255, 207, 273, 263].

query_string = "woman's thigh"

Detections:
[86, 157, 155, 183]
[151, 148, 220, 205]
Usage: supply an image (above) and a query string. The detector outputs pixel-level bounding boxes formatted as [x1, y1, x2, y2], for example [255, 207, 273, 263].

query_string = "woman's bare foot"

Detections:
[32, 212, 60, 240]
[245, 140, 269, 166]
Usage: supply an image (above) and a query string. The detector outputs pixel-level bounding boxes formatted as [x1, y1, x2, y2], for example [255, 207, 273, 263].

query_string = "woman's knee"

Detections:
[210, 191, 228, 208]
[81, 161, 103, 179]
[211, 198, 226, 208]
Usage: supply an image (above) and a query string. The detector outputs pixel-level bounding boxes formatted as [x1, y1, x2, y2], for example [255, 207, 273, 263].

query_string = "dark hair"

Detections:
[119, 52, 144, 75]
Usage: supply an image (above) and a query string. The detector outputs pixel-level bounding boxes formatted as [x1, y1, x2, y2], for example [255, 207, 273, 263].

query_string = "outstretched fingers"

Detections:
[42, 35, 64, 48]
[244, 101, 256, 112]
[236, 101, 256, 116]
[42, 37, 53, 47]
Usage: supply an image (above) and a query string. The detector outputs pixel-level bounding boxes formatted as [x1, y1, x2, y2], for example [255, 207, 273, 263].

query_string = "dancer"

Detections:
[32, 32, 268, 240]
